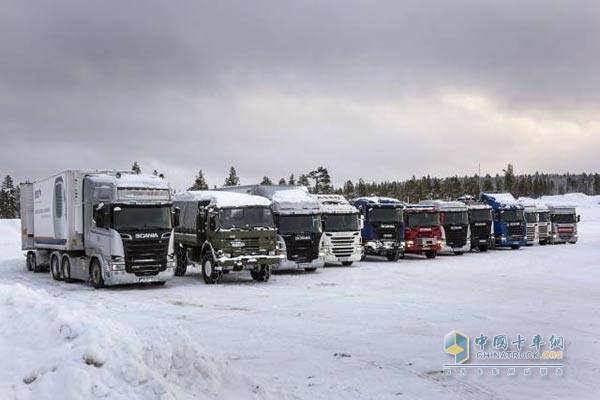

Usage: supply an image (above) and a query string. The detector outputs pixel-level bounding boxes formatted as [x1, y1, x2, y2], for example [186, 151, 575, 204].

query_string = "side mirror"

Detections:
[173, 207, 181, 227]
[577, 215, 581, 223]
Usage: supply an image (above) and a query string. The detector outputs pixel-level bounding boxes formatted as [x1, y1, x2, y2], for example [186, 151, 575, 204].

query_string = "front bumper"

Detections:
[440, 241, 471, 254]
[495, 237, 527, 247]
[104, 266, 175, 286]
[363, 240, 403, 256]
[322, 250, 363, 264]
[550, 234, 578, 244]
[276, 257, 325, 270]
[216, 254, 284, 271]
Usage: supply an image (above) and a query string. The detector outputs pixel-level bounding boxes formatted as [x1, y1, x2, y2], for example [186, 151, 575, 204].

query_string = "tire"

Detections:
[201, 253, 222, 284]
[26, 252, 34, 271]
[478, 245, 488, 252]
[32, 253, 42, 273]
[341, 261, 353, 266]
[50, 255, 62, 281]
[89, 259, 104, 289]
[174, 246, 188, 277]
[251, 265, 271, 282]
[61, 256, 73, 283]
[425, 251, 437, 259]
[304, 267, 318, 272]
[360, 253, 367, 261]
[151, 281, 166, 286]
[386, 252, 399, 262]
[539, 241, 547, 246]
[454, 251, 464, 256]
[511, 245, 520, 250]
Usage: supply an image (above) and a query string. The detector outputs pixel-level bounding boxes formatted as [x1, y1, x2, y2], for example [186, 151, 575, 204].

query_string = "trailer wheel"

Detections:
[50, 255, 62, 281]
[341, 261, 353, 266]
[90, 259, 104, 289]
[251, 265, 271, 282]
[61, 256, 73, 283]
[425, 251, 437, 259]
[26, 252, 34, 271]
[174, 245, 188, 277]
[31, 253, 42, 273]
[201, 253, 222, 284]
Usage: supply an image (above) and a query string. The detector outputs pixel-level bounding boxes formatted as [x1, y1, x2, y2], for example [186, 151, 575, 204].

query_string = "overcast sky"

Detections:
[2, 0, 600, 189]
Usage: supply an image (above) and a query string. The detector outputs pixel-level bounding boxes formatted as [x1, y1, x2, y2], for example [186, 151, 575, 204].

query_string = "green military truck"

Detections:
[173, 191, 282, 284]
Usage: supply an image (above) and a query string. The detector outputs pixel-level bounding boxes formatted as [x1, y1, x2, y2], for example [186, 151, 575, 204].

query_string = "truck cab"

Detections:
[315, 194, 363, 266]
[403, 204, 443, 258]
[517, 199, 539, 246]
[173, 191, 282, 284]
[536, 204, 551, 245]
[420, 200, 470, 255]
[480, 192, 527, 249]
[465, 202, 493, 251]
[547, 205, 579, 244]
[220, 185, 324, 271]
[353, 197, 404, 261]
[21, 170, 177, 288]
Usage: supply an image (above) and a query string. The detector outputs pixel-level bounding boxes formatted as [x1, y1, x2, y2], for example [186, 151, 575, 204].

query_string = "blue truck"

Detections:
[480, 192, 527, 249]
[353, 197, 404, 261]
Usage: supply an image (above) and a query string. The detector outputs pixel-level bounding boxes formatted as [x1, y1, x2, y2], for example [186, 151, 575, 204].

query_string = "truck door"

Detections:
[196, 201, 210, 243]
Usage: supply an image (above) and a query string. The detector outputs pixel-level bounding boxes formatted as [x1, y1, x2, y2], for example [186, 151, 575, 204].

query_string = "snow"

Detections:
[174, 190, 271, 208]
[355, 196, 402, 204]
[1, 194, 600, 400]
[481, 192, 519, 205]
[112, 172, 170, 190]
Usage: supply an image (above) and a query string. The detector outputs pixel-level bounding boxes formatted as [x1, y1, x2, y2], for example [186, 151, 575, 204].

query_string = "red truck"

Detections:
[402, 205, 443, 258]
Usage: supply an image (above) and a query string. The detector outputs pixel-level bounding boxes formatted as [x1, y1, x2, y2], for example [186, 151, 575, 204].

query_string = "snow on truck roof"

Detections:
[110, 173, 170, 190]
[481, 192, 519, 205]
[314, 194, 358, 214]
[419, 200, 467, 211]
[173, 190, 271, 208]
[354, 196, 403, 205]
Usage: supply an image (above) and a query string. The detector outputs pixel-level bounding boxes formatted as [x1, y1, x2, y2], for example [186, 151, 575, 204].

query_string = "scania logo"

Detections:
[380, 224, 395, 228]
[134, 232, 159, 239]
[295, 235, 311, 241]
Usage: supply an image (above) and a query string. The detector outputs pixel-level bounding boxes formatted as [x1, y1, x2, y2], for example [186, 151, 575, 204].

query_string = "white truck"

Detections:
[20, 170, 177, 288]
[314, 194, 363, 266]
[536, 204, 551, 245]
[219, 185, 325, 271]
[518, 199, 539, 246]
[547, 205, 579, 244]
[420, 200, 471, 255]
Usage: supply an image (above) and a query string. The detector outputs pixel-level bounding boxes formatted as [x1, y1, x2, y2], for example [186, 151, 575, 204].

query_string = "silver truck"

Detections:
[219, 185, 325, 271]
[314, 194, 363, 266]
[20, 170, 176, 288]
[420, 200, 471, 255]
[536, 204, 551, 245]
[519, 201, 539, 246]
[547, 205, 579, 244]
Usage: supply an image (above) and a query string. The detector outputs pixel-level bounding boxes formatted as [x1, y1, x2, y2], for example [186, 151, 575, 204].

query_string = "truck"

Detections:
[480, 192, 527, 249]
[465, 202, 493, 251]
[314, 194, 363, 266]
[402, 204, 443, 258]
[547, 205, 579, 244]
[420, 200, 470, 255]
[353, 197, 404, 261]
[219, 185, 324, 271]
[20, 170, 177, 288]
[172, 191, 282, 284]
[517, 199, 539, 246]
[536, 204, 551, 245]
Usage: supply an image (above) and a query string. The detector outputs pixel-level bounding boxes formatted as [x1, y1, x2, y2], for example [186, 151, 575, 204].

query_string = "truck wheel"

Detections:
[341, 261, 353, 266]
[539, 240, 547, 246]
[61, 256, 73, 283]
[511, 245, 520, 250]
[360, 253, 367, 261]
[304, 267, 318, 272]
[26, 252, 34, 271]
[151, 281, 166, 286]
[201, 254, 222, 284]
[425, 251, 437, 259]
[251, 265, 271, 282]
[477, 245, 488, 252]
[174, 246, 188, 277]
[31, 253, 42, 273]
[386, 252, 399, 262]
[454, 251, 464, 256]
[89, 259, 104, 289]
[51, 255, 62, 281]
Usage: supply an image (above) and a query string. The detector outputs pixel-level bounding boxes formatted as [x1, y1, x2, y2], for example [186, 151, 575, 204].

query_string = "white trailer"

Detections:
[20, 170, 176, 287]
[314, 194, 363, 266]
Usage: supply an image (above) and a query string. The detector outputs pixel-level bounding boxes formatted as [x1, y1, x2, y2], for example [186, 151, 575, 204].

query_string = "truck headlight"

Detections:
[110, 263, 125, 271]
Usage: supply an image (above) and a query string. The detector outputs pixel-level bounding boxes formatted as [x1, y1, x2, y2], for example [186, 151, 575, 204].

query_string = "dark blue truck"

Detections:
[353, 197, 404, 261]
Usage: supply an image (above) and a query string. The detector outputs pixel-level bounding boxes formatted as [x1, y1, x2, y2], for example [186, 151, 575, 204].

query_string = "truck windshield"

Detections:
[500, 210, 524, 222]
[407, 213, 440, 227]
[219, 207, 275, 229]
[369, 208, 402, 222]
[469, 209, 492, 222]
[538, 212, 550, 222]
[525, 213, 537, 223]
[323, 213, 360, 232]
[551, 213, 576, 223]
[113, 205, 172, 230]
[443, 211, 468, 225]
[278, 215, 322, 234]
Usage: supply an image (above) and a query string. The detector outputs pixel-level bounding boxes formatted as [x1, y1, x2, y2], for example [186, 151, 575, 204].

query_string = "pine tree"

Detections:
[0, 175, 18, 218]
[261, 176, 273, 185]
[308, 166, 333, 194]
[357, 178, 368, 197]
[503, 163, 515, 194]
[278, 178, 286, 185]
[224, 167, 240, 186]
[131, 162, 141, 174]
[189, 170, 209, 190]
[343, 180, 355, 196]
[288, 174, 296, 185]
[298, 174, 310, 187]
[482, 174, 494, 192]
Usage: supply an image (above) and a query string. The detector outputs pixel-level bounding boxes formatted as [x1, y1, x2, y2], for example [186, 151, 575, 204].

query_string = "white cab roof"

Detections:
[174, 190, 271, 208]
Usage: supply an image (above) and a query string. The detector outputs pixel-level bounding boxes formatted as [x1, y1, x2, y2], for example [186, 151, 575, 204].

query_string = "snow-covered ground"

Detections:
[1, 194, 599, 400]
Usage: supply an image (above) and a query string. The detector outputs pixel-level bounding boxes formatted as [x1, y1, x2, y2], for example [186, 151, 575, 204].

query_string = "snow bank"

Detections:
[540, 193, 600, 208]
[0, 283, 271, 400]
[0, 219, 22, 260]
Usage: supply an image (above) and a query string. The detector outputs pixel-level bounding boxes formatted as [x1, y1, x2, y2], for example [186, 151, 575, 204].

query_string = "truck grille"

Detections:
[123, 239, 168, 276]
[283, 234, 320, 263]
[538, 225, 548, 237]
[242, 237, 260, 253]
[471, 222, 491, 240]
[330, 235, 356, 257]
[507, 225, 523, 240]
[526, 226, 536, 241]
[444, 225, 467, 247]
[375, 227, 399, 241]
